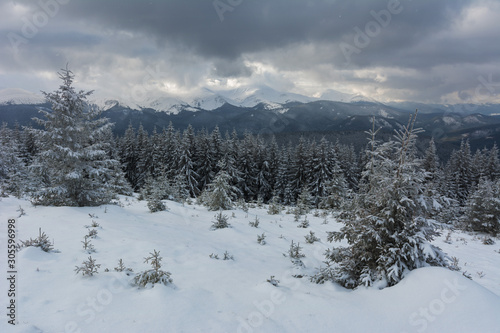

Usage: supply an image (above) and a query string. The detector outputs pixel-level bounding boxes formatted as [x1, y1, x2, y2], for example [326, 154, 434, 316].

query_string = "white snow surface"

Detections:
[0, 196, 499, 333]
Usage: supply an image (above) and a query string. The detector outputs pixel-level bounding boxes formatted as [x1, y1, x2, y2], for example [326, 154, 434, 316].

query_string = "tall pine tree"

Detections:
[29, 67, 128, 206]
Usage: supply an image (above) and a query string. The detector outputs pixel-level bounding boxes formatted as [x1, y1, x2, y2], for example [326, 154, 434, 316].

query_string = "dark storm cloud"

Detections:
[11, 0, 472, 63]
[211, 58, 253, 78]
[2, 0, 500, 103]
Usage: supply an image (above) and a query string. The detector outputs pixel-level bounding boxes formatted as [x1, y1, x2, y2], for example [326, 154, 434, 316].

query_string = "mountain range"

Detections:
[0, 86, 381, 114]
[2, 86, 500, 156]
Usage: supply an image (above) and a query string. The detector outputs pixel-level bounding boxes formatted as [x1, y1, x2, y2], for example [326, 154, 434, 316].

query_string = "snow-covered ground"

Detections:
[1, 196, 499, 333]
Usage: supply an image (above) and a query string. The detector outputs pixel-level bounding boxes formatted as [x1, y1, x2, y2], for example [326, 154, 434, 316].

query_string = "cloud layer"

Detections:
[1, 0, 500, 104]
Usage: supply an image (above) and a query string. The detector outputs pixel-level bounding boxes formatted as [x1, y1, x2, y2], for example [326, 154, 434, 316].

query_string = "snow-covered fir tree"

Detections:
[462, 178, 500, 236]
[255, 137, 273, 202]
[134, 124, 151, 189]
[176, 126, 199, 198]
[29, 67, 128, 206]
[486, 143, 500, 181]
[422, 137, 439, 180]
[237, 132, 258, 200]
[0, 123, 27, 197]
[308, 137, 334, 207]
[194, 129, 216, 193]
[444, 139, 473, 205]
[119, 123, 141, 190]
[201, 160, 238, 211]
[288, 137, 310, 203]
[320, 114, 448, 288]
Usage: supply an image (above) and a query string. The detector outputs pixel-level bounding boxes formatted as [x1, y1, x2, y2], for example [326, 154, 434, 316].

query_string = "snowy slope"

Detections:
[188, 87, 238, 111]
[188, 86, 315, 111]
[236, 86, 315, 107]
[0, 88, 45, 105]
[320, 89, 377, 104]
[1, 196, 499, 333]
[320, 89, 358, 103]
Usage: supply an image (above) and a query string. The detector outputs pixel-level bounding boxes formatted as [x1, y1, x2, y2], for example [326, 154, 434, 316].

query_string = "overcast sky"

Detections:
[1, 0, 500, 104]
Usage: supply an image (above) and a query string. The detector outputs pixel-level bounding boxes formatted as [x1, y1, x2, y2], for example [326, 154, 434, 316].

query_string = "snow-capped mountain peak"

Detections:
[1, 86, 378, 114]
[0, 88, 45, 105]
[237, 85, 315, 107]
[320, 89, 377, 104]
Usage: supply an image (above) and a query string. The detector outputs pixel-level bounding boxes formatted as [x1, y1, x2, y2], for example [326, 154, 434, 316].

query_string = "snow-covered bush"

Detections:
[257, 233, 266, 245]
[211, 211, 230, 230]
[304, 231, 320, 244]
[75, 256, 101, 277]
[297, 216, 309, 228]
[248, 216, 260, 228]
[296, 188, 312, 215]
[288, 240, 305, 267]
[81, 236, 95, 254]
[267, 195, 282, 215]
[147, 197, 167, 213]
[87, 228, 98, 239]
[267, 276, 280, 287]
[237, 198, 249, 213]
[19, 228, 53, 252]
[114, 259, 133, 273]
[223, 251, 234, 260]
[133, 250, 172, 288]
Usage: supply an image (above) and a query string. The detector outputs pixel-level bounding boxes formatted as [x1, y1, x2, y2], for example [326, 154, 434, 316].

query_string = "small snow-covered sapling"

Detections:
[133, 250, 173, 287]
[249, 216, 260, 228]
[304, 231, 320, 244]
[75, 256, 101, 276]
[267, 276, 280, 287]
[257, 233, 266, 245]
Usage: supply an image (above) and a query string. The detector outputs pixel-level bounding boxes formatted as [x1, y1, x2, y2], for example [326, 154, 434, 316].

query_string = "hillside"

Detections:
[1, 196, 499, 333]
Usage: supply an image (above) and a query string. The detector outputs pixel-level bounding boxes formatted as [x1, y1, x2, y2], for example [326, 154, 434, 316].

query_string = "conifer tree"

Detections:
[201, 161, 237, 211]
[119, 123, 140, 190]
[176, 126, 199, 198]
[444, 139, 473, 205]
[309, 137, 335, 207]
[487, 143, 500, 181]
[422, 137, 439, 180]
[162, 122, 180, 179]
[288, 137, 309, 202]
[134, 124, 151, 189]
[321, 114, 448, 288]
[462, 178, 500, 236]
[195, 129, 216, 193]
[29, 67, 127, 206]
[0, 123, 27, 197]
[237, 132, 258, 200]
